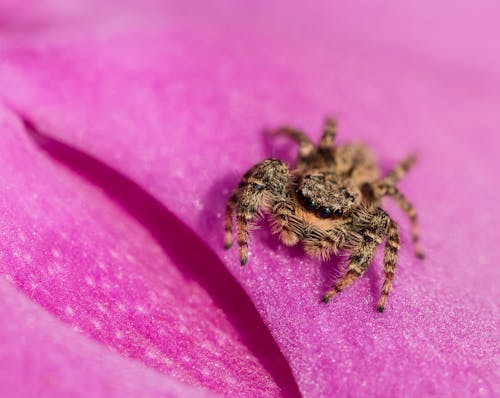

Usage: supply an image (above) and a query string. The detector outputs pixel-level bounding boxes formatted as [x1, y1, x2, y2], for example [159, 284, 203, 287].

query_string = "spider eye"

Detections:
[299, 191, 316, 211]
[303, 198, 316, 211]
[334, 208, 343, 217]
[317, 207, 332, 219]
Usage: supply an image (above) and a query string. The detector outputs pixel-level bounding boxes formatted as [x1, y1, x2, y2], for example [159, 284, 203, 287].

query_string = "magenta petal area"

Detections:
[0, 110, 299, 397]
[1, 1, 499, 397]
[0, 279, 217, 398]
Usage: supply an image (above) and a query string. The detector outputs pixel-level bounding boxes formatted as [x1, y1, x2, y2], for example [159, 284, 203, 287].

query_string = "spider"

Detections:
[224, 118, 424, 312]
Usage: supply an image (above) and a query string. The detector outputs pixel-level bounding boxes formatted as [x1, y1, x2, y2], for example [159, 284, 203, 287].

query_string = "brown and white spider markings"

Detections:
[224, 118, 424, 312]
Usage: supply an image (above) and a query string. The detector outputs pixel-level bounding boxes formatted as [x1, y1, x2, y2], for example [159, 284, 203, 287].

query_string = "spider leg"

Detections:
[322, 240, 377, 303]
[224, 166, 258, 249]
[387, 186, 424, 259]
[224, 188, 240, 249]
[225, 159, 290, 265]
[377, 219, 400, 312]
[318, 117, 337, 151]
[374, 183, 424, 259]
[383, 154, 417, 185]
[271, 126, 315, 161]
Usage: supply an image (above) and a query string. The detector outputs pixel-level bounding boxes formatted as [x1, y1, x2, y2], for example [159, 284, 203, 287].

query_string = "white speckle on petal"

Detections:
[225, 375, 237, 386]
[84, 276, 95, 287]
[91, 319, 101, 329]
[17, 231, 26, 242]
[146, 349, 159, 360]
[194, 199, 204, 210]
[160, 356, 173, 366]
[201, 367, 211, 377]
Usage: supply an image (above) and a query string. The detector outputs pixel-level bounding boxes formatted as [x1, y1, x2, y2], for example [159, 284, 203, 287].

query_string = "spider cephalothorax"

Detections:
[224, 118, 424, 312]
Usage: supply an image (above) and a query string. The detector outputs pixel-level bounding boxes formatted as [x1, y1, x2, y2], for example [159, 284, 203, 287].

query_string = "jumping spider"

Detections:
[224, 118, 424, 312]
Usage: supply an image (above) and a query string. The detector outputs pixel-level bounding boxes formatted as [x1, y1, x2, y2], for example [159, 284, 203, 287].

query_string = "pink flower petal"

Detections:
[0, 279, 217, 398]
[1, 1, 499, 397]
[0, 109, 298, 396]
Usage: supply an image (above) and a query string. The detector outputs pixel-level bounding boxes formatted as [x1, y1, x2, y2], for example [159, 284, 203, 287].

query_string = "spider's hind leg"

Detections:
[384, 155, 418, 185]
[313, 117, 338, 166]
[271, 126, 315, 163]
[318, 117, 338, 151]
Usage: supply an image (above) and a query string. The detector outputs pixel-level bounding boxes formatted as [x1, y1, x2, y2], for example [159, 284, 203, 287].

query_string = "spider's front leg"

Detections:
[321, 238, 378, 303]
[322, 210, 401, 313]
[224, 159, 290, 265]
[377, 219, 400, 312]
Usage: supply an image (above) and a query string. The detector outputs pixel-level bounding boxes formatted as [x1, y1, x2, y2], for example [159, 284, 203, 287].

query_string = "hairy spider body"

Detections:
[224, 118, 423, 312]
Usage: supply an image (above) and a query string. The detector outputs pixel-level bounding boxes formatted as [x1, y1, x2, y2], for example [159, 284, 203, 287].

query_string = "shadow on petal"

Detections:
[18, 112, 301, 398]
